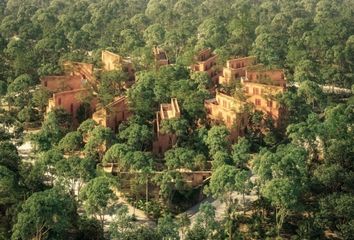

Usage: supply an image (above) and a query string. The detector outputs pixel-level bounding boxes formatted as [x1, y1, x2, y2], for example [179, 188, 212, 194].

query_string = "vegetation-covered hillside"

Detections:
[0, 0, 353, 239]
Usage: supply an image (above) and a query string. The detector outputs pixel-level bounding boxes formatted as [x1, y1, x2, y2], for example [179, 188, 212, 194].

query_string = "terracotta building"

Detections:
[92, 96, 131, 132]
[242, 66, 286, 124]
[153, 98, 181, 155]
[41, 61, 94, 92]
[205, 91, 248, 140]
[219, 56, 256, 85]
[153, 46, 169, 68]
[101, 50, 135, 82]
[205, 58, 287, 139]
[191, 49, 219, 83]
[41, 75, 85, 93]
[62, 61, 95, 83]
[42, 60, 98, 126]
[46, 88, 97, 125]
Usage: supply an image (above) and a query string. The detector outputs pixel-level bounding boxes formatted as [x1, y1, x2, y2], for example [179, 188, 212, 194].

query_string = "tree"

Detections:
[231, 137, 251, 169]
[164, 147, 196, 170]
[234, 169, 253, 213]
[0, 141, 20, 172]
[186, 203, 222, 240]
[17, 106, 39, 123]
[58, 131, 83, 154]
[160, 118, 189, 146]
[127, 72, 156, 120]
[143, 24, 165, 46]
[0, 165, 19, 210]
[177, 213, 190, 239]
[190, 71, 211, 90]
[298, 80, 325, 110]
[76, 102, 93, 124]
[262, 178, 302, 236]
[204, 125, 230, 157]
[316, 193, 354, 240]
[102, 143, 134, 170]
[30, 108, 72, 152]
[80, 176, 118, 230]
[7, 74, 34, 93]
[97, 70, 128, 107]
[32, 87, 50, 115]
[84, 126, 114, 161]
[287, 113, 323, 161]
[157, 214, 179, 240]
[76, 216, 104, 240]
[196, 17, 227, 49]
[109, 206, 135, 239]
[6, 74, 34, 110]
[118, 123, 152, 151]
[212, 151, 232, 169]
[36, 148, 64, 186]
[206, 165, 248, 239]
[0, 165, 20, 239]
[11, 189, 76, 240]
[55, 156, 96, 196]
[77, 119, 97, 137]
[227, 0, 257, 56]
[293, 59, 320, 83]
[254, 143, 308, 181]
[153, 170, 184, 206]
[253, 143, 309, 237]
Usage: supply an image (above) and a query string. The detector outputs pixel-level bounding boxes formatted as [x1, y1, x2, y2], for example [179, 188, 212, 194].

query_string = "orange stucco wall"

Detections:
[219, 56, 257, 85]
[152, 99, 180, 155]
[41, 75, 84, 92]
[92, 97, 131, 132]
[48, 89, 97, 125]
[243, 81, 285, 122]
[245, 68, 286, 86]
[102, 50, 135, 81]
[205, 92, 248, 141]
[192, 49, 219, 83]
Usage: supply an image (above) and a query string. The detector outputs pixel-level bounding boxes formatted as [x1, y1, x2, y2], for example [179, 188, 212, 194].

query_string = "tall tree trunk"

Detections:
[145, 177, 149, 202]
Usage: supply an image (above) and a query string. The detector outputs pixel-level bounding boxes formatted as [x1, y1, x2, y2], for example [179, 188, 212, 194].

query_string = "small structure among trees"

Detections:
[153, 98, 181, 155]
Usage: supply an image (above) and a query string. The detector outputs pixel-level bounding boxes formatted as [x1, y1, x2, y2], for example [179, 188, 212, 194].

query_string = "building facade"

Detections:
[153, 98, 181, 155]
[219, 56, 256, 85]
[242, 67, 286, 124]
[92, 96, 131, 132]
[101, 50, 135, 82]
[205, 91, 248, 140]
[41, 75, 84, 93]
[205, 58, 287, 140]
[153, 46, 169, 68]
[191, 49, 219, 83]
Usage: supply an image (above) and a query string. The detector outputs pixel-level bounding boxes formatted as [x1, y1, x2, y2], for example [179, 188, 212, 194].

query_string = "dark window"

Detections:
[70, 104, 74, 114]
[255, 99, 261, 106]
[58, 98, 62, 105]
[267, 101, 273, 108]
[44, 81, 47, 87]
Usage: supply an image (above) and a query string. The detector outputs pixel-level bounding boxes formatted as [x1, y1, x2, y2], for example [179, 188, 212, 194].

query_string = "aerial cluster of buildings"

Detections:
[42, 51, 133, 130]
[41, 47, 286, 157]
[192, 49, 286, 140]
